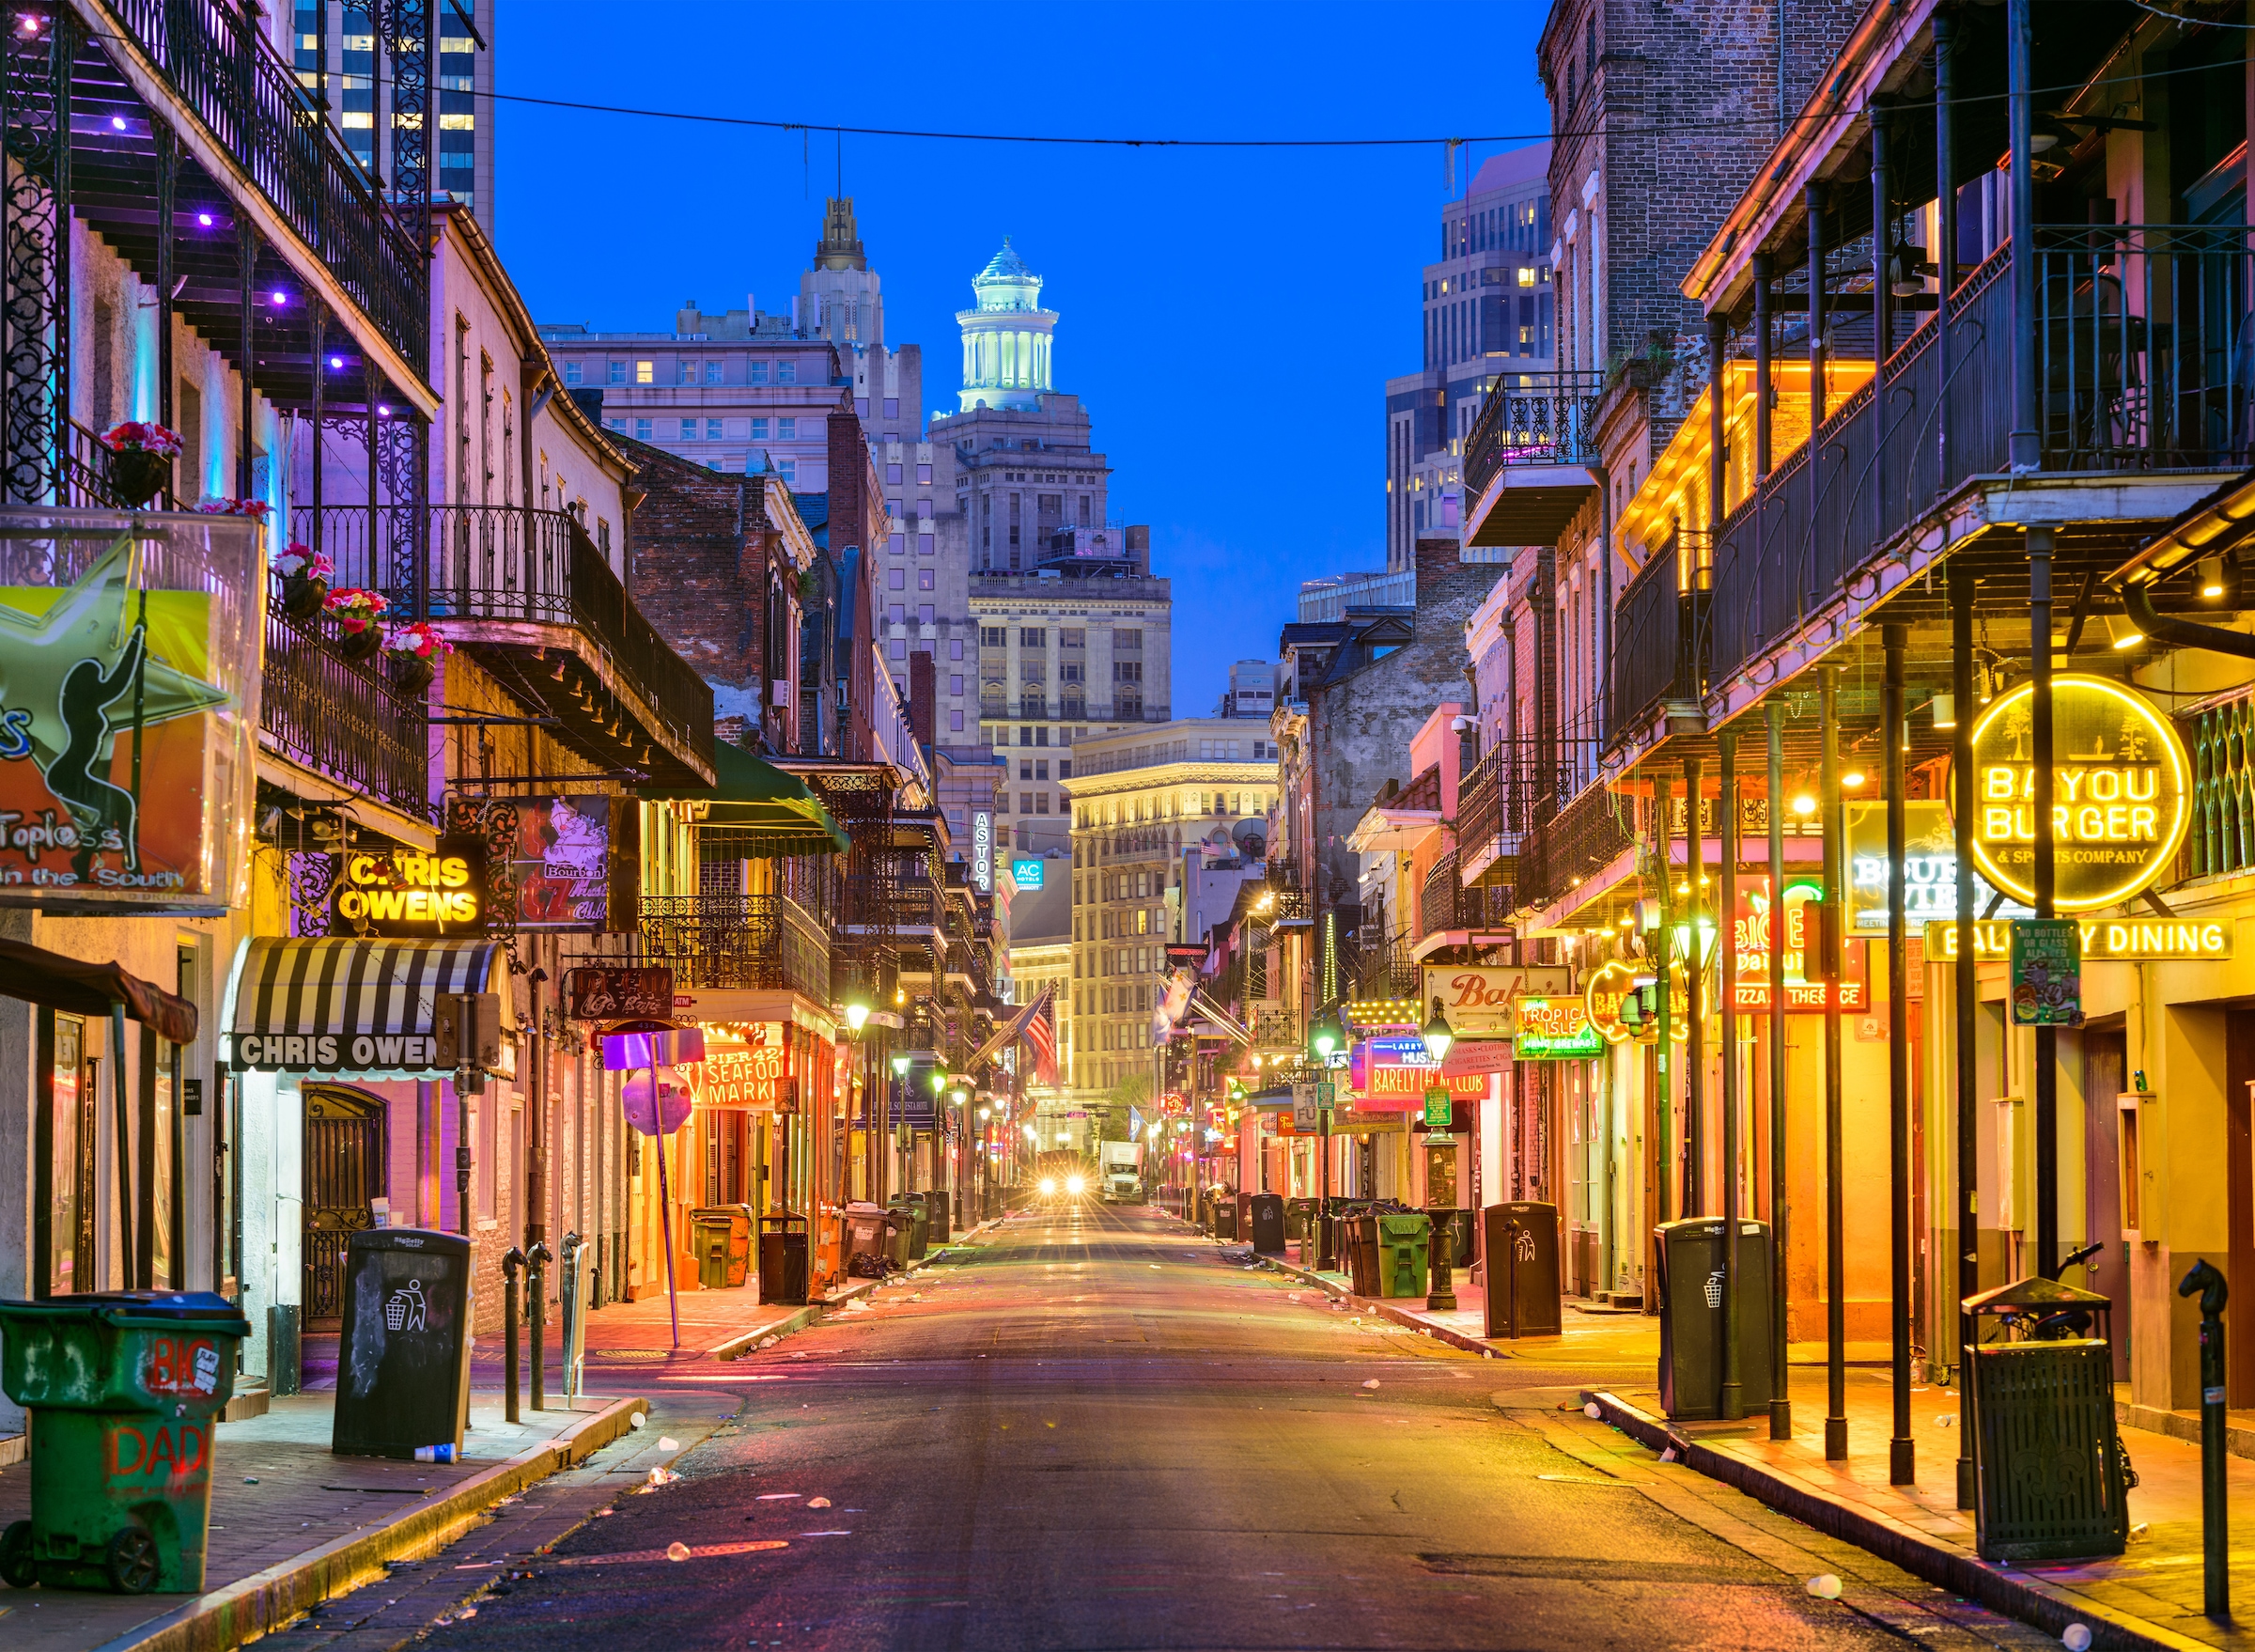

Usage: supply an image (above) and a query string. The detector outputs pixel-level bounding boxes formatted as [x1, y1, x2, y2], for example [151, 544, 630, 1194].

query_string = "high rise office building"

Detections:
[930, 241, 1170, 860]
[1384, 145, 1555, 569]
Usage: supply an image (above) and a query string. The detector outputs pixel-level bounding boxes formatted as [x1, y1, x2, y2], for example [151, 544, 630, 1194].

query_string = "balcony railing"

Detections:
[1607, 534, 1709, 742]
[1710, 231, 2253, 691]
[260, 577, 431, 820]
[638, 895, 831, 1001]
[1419, 847, 1509, 937]
[304, 504, 714, 772]
[1345, 931, 1419, 1002]
[104, 0, 427, 366]
[1463, 371, 1607, 502]
[1516, 782, 1635, 915]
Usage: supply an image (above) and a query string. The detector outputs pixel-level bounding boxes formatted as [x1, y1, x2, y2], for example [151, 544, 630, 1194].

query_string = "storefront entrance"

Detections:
[303, 1086, 384, 1325]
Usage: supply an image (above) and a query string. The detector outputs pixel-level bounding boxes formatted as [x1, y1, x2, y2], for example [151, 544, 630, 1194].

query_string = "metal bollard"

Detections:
[500, 1247, 525, 1425]
[559, 1231, 586, 1402]
[1426, 1214, 1457, 1313]
[527, 1239, 553, 1412]
[2178, 1259, 2230, 1621]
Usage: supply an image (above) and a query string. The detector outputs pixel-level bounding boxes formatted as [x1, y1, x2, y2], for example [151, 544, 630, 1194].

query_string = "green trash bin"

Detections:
[0, 1291, 250, 1595]
[888, 1195, 929, 1261]
[1377, 1212, 1431, 1298]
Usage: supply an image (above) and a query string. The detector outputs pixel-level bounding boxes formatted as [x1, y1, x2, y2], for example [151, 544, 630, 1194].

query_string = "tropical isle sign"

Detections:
[1961, 675, 2190, 913]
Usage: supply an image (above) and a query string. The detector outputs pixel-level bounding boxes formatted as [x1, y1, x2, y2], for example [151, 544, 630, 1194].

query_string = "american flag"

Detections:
[1023, 986, 1058, 1086]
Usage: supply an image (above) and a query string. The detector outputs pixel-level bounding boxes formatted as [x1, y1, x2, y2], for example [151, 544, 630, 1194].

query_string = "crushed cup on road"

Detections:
[666, 1542, 692, 1562]
[1361, 1379, 1380, 1389]
[1806, 1574, 1841, 1599]
[630, 1412, 647, 1429]
[1583, 1402, 1603, 1419]
[659, 1437, 680, 1452]
[1935, 1413, 1957, 1427]
[2062, 1628, 2092, 1652]
[807, 1497, 832, 1508]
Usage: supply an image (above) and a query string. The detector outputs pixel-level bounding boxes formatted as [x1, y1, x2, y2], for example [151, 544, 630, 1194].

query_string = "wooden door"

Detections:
[2223, 1009, 2255, 1406]
[303, 1087, 383, 1325]
[2081, 1023, 2131, 1382]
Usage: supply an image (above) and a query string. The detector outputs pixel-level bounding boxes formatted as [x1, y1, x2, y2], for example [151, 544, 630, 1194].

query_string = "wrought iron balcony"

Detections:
[1515, 782, 1634, 916]
[1463, 371, 1606, 502]
[259, 579, 431, 820]
[638, 895, 831, 1002]
[97, 0, 427, 367]
[1710, 231, 2254, 692]
[1607, 534, 1710, 744]
[1419, 847, 1509, 940]
[303, 504, 714, 785]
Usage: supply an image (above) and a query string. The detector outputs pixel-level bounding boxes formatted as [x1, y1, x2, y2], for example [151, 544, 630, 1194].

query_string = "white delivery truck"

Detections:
[1101, 1140, 1143, 1203]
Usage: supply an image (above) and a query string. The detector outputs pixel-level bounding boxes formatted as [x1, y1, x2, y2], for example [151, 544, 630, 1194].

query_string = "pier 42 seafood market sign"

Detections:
[1963, 675, 2190, 914]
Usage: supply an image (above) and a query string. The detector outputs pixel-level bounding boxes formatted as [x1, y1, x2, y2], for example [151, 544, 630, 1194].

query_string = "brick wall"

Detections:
[622, 438, 800, 750]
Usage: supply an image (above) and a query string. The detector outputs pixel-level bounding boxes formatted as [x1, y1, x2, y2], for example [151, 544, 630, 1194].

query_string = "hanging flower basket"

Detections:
[274, 543, 334, 620]
[97, 421, 185, 507]
[192, 497, 272, 520]
[325, 586, 390, 662]
[382, 620, 448, 695]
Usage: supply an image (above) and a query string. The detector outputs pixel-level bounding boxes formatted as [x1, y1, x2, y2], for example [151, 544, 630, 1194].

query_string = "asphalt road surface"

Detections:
[299, 1202, 2059, 1652]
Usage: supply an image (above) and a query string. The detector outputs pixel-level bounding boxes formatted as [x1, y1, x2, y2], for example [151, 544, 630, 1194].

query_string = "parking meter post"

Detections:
[558, 1231, 583, 1402]
[527, 1239, 552, 1411]
[1426, 1214, 1456, 1313]
[2179, 1260, 2230, 1620]
[653, 1065, 680, 1348]
[500, 1247, 524, 1425]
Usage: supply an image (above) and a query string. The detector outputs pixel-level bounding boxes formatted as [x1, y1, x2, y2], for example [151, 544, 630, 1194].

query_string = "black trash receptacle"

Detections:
[1247, 1192, 1286, 1255]
[332, 1228, 474, 1460]
[1344, 1209, 1382, 1296]
[1965, 1275, 2127, 1562]
[889, 1195, 928, 1260]
[759, 1213, 809, 1305]
[1481, 1202, 1563, 1337]
[1654, 1217, 1774, 1421]
[926, 1190, 952, 1244]
[1214, 1194, 1238, 1241]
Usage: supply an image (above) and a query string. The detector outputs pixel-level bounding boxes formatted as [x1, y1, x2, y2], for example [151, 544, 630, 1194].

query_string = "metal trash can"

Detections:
[1965, 1275, 2127, 1562]
[332, 1228, 474, 1461]
[1377, 1211, 1431, 1298]
[1481, 1202, 1562, 1337]
[691, 1206, 752, 1289]
[1654, 1217, 1773, 1421]
[1247, 1192, 1286, 1255]
[1441, 1208, 1479, 1269]
[844, 1201, 892, 1274]
[758, 1213, 809, 1305]
[0, 1290, 250, 1594]
[888, 1195, 929, 1261]
[1284, 1197, 1316, 1241]
[1344, 1209, 1382, 1296]
[1213, 1194, 1238, 1241]
[926, 1190, 952, 1245]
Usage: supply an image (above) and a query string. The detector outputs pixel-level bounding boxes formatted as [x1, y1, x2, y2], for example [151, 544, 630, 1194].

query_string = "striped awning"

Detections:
[226, 937, 510, 1074]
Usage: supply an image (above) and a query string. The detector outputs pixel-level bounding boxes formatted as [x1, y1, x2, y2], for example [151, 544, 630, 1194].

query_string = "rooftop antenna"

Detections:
[835, 128, 843, 197]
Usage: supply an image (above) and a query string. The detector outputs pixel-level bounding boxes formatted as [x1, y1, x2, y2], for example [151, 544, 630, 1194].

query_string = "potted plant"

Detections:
[273, 542, 334, 620]
[382, 620, 448, 695]
[192, 497, 272, 521]
[323, 586, 390, 662]
[96, 421, 185, 507]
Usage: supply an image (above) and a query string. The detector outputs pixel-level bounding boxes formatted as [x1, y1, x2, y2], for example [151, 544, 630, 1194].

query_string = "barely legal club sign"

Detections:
[1964, 676, 2190, 913]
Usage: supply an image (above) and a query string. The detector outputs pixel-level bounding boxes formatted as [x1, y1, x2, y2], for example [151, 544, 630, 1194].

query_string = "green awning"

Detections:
[640, 743, 849, 857]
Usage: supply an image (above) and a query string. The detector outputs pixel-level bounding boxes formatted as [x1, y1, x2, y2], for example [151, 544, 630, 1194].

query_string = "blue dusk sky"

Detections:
[494, 0, 1552, 717]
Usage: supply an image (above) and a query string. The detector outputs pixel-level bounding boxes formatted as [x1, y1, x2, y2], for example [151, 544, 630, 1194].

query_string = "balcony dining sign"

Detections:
[1960, 675, 2191, 912]
[0, 514, 262, 912]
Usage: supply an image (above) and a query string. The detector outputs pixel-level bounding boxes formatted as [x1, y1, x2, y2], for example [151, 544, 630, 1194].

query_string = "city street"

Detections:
[344, 1208, 2058, 1652]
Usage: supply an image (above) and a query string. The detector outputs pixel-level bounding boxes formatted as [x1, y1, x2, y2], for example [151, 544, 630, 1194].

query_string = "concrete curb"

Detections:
[1581, 1389, 2209, 1652]
[705, 1303, 823, 1361]
[1258, 1251, 1502, 1357]
[89, 1394, 647, 1652]
[2117, 1397, 2255, 1464]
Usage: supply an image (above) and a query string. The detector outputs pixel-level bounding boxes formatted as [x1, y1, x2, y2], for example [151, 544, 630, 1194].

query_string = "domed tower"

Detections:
[956, 238, 1058, 412]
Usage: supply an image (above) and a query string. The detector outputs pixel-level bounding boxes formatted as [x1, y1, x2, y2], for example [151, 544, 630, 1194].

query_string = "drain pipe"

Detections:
[2120, 584, 2255, 662]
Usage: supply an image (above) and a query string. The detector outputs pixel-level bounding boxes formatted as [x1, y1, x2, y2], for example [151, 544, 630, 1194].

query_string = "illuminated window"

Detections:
[634, 360, 653, 384]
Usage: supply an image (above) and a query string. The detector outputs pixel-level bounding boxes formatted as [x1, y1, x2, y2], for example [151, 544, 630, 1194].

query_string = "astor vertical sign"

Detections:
[1960, 675, 2191, 912]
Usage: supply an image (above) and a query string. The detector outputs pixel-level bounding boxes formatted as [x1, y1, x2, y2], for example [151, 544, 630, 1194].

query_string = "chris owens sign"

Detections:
[332, 836, 488, 936]
[1962, 676, 2190, 913]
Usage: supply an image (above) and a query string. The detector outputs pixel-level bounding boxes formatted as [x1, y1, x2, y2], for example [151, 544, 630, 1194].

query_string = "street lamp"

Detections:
[1421, 999, 1455, 1067]
[1310, 1011, 1343, 1064]
[891, 1053, 910, 1080]
[843, 991, 871, 1038]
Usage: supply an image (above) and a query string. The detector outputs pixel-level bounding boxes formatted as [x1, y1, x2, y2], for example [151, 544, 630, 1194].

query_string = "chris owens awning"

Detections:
[640, 743, 848, 857]
[226, 937, 510, 1073]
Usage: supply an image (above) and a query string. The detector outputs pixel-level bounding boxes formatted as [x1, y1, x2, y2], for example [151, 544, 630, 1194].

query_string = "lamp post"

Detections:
[1423, 1000, 1457, 1313]
[839, 990, 872, 1265]
[1311, 1011, 1344, 1269]
[889, 1052, 910, 1209]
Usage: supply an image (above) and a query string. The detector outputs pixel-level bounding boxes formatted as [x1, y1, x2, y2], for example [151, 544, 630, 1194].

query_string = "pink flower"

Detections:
[192, 497, 272, 519]
[323, 586, 390, 631]
[274, 542, 334, 581]
[98, 420, 186, 459]
[382, 621, 450, 660]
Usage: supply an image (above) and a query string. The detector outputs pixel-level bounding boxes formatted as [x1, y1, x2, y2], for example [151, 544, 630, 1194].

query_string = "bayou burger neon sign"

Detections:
[1961, 675, 2190, 913]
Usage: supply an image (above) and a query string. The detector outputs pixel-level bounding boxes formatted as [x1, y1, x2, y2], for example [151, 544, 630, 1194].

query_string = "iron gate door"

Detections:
[303, 1086, 384, 1323]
